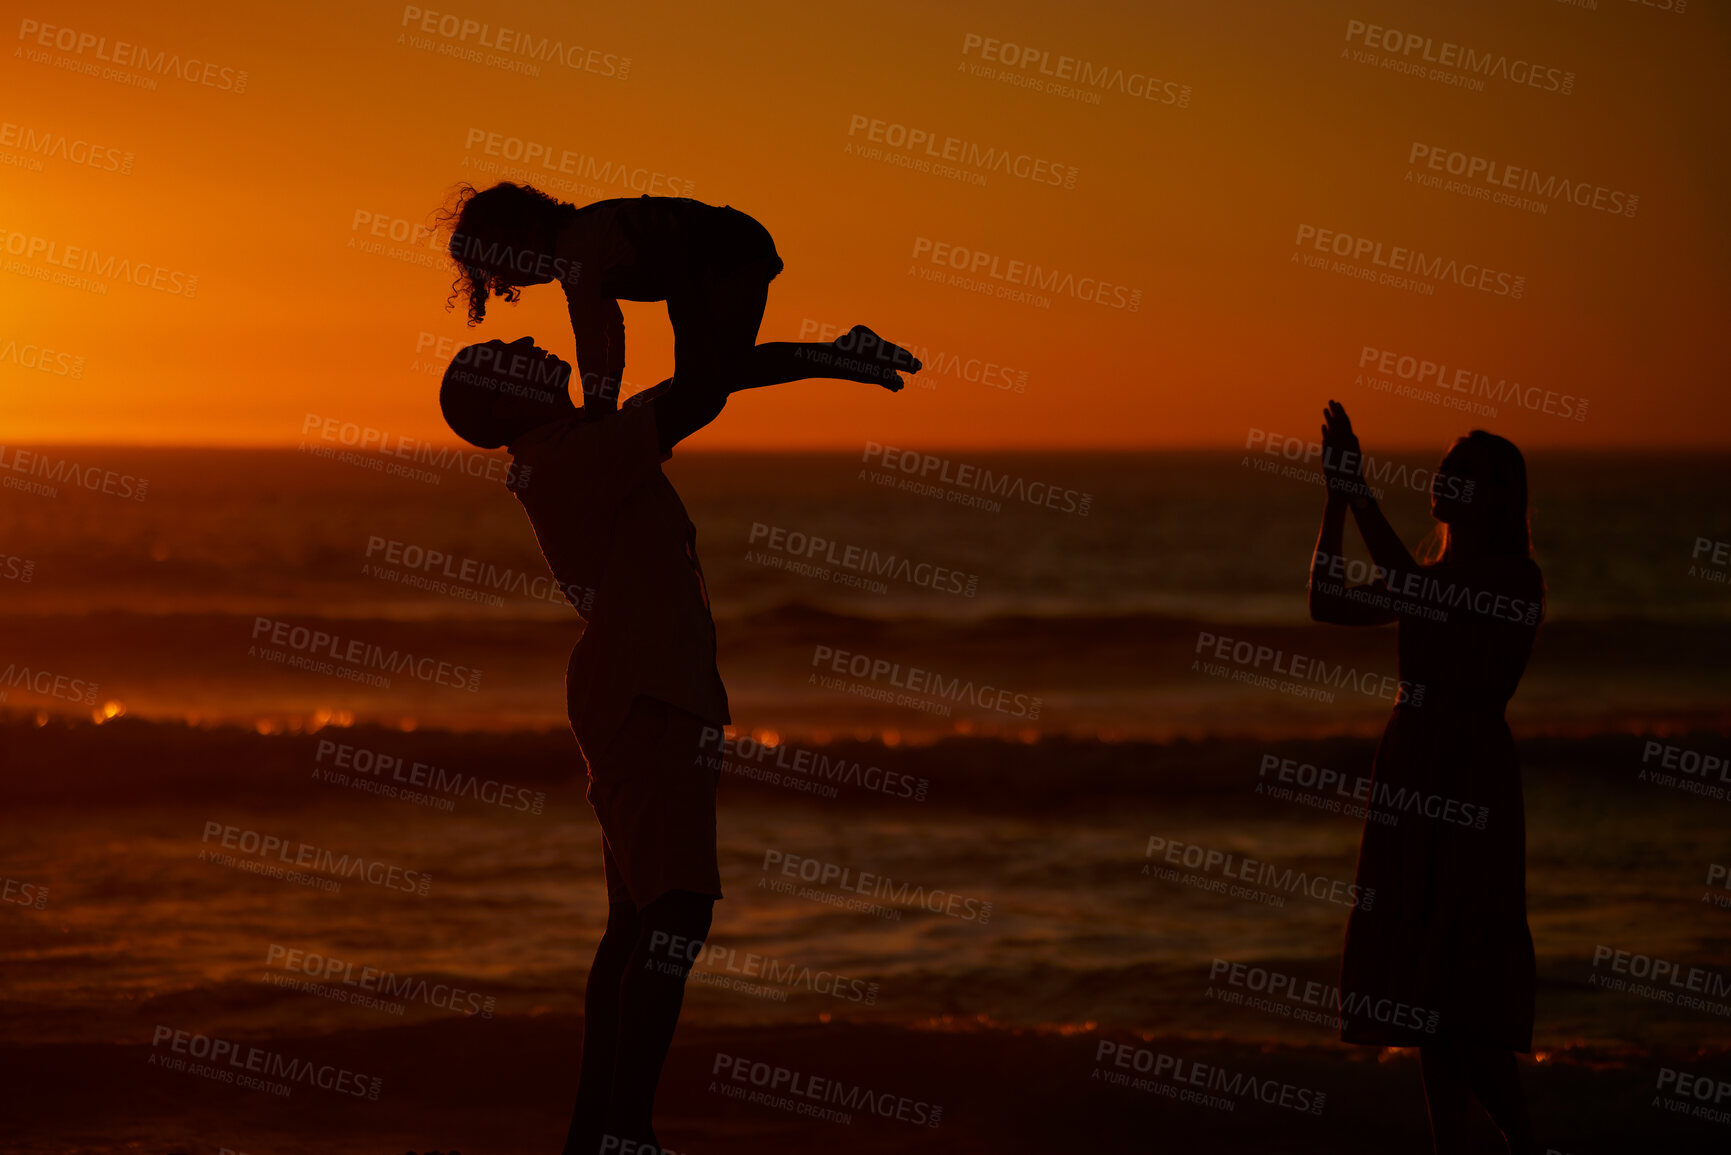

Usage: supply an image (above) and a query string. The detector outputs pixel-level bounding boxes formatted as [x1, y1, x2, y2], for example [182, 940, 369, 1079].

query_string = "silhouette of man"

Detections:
[438, 333, 910, 1152]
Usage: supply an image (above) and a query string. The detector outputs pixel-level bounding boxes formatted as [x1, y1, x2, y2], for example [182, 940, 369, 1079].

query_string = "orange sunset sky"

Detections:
[1, 0, 1726, 450]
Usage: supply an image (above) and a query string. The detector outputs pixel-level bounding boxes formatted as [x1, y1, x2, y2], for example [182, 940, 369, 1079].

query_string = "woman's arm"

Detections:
[1346, 494, 1421, 578]
[1311, 402, 1400, 626]
[1321, 400, 1421, 578]
[1309, 491, 1398, 626]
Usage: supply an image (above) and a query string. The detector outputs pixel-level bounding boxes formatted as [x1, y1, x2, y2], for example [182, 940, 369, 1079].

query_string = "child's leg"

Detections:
[563, 897, 638, 1155]
[605, 888, 715, 1144]
[668, 269, 919, 392]
[747, 328, 919, 389]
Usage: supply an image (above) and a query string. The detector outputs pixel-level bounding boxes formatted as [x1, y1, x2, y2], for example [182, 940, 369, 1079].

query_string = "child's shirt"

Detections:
[560, 196, 773, 301]
[556, 196, 779, 398]
[505, 399, 730, 757]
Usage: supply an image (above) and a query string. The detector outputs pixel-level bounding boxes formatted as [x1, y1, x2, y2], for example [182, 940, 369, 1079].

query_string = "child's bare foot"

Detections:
[834, 324, 920, 389]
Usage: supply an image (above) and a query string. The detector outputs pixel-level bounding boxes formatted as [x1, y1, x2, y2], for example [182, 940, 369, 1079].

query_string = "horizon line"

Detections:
[2, 439, 1727, 455]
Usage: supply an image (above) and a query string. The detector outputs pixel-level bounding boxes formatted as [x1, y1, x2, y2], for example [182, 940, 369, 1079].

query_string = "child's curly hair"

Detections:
[439, 182, 572, 326]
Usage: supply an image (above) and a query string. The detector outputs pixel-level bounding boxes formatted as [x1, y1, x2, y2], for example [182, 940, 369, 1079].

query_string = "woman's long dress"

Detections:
[1339, 556, 1543, 1051]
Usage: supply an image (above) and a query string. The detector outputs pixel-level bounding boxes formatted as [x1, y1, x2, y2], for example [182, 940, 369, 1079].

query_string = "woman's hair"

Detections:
[1420, 429, 1533, 563]
[439, 182, 573, 325]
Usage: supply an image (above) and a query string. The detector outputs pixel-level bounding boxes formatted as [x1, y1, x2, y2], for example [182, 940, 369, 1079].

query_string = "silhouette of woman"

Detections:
[1308, 401, 1544, 1155]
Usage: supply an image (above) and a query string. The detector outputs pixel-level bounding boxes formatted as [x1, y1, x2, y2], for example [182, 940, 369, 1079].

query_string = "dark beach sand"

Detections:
[4, 1016, 1728, 1154]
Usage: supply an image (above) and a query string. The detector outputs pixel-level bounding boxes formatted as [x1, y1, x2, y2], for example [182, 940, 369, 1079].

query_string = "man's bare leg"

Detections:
[562, 901, 639, 1155]
[603, 889, 715, 1148]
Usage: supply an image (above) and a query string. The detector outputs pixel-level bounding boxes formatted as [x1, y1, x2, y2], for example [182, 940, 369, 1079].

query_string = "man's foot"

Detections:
[834, 324, 921, 389]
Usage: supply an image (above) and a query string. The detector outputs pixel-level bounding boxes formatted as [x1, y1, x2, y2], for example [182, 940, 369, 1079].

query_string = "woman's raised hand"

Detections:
[1321, 400, 1366, 500]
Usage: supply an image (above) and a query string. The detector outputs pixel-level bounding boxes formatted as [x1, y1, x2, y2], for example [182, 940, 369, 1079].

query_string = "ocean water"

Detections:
[4, 450, 1731, 1155]
[2, 727, 1725, 1055]
[3, 447, 1728, 738]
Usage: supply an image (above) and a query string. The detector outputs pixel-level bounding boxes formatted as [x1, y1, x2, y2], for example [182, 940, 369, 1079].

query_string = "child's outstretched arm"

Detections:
[567, 289, 625, 410]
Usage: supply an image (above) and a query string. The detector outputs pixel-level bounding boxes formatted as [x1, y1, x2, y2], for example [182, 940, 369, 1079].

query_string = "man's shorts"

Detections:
[581, 695, 723, 909]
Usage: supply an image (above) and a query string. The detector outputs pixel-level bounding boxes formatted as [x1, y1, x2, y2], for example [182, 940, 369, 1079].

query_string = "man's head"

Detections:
[440, 337, 576, 449]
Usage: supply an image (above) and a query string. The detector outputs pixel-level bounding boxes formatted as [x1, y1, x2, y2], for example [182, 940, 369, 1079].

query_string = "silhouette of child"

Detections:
[443, 183, 918, 411]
